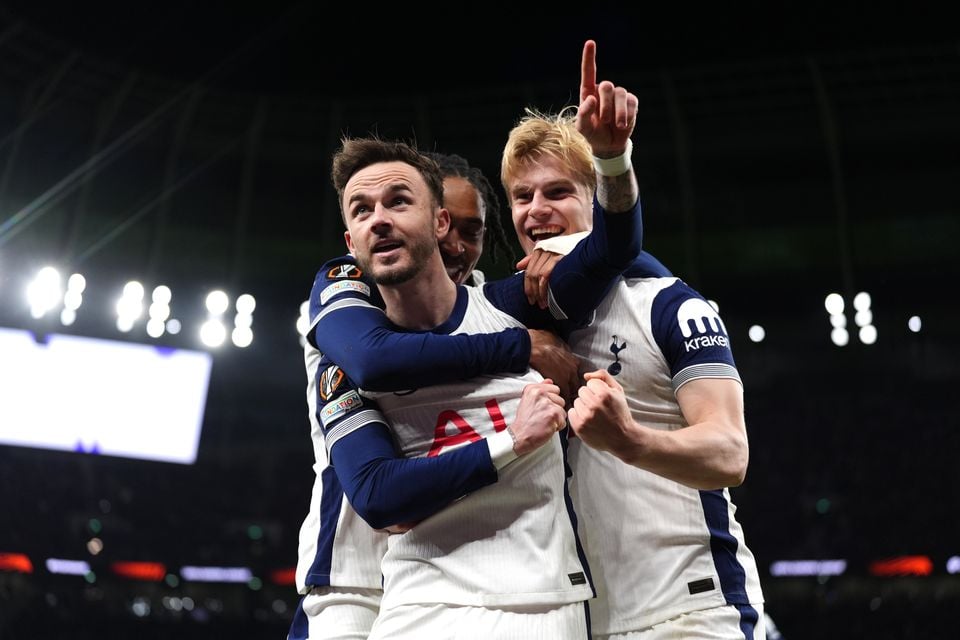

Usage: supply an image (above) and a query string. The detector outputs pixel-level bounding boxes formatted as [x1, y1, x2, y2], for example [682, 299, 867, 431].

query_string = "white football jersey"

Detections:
[567, 276, 764, 634]
[339, 285, 593, 610]
[294, 338, 387, 594]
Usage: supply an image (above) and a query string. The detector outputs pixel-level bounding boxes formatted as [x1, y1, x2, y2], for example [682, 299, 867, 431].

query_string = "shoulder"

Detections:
[309, 255, 380, 320]
[466, 269, 486, 287]
[622, 251, 673, 279]
[649, 279, 724, 333]
[648, 279, 739, 382]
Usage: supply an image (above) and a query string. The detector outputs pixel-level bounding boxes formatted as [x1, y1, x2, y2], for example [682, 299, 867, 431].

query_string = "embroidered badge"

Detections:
[608, 335, 627, 375]
[319, 280, 371, 305]
[319, 365, 345, 401]
[327, 264, 363, 279]
[320, 391, 363, 427]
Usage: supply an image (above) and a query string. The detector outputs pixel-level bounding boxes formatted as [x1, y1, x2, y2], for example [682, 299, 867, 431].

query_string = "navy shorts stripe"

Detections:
[287, 597, 309, 640]
[735, 603, 759, 639]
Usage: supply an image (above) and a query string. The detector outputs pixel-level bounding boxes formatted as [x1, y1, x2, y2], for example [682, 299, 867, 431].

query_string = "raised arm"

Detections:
[492, 40, 644, 329]
[577, 39, 639, 214]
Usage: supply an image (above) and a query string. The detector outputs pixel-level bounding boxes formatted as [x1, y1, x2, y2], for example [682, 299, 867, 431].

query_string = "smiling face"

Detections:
[438, 176, 486, 285]
[506, 155, 594, 255]
[342, 161, 448, 286]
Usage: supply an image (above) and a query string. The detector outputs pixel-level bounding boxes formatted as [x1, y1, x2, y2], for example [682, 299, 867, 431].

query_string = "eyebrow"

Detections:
[347, 182, 414, 206]
[510, 178, 574, 196]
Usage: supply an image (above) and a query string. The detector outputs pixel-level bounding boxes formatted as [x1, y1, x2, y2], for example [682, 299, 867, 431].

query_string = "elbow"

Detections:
[350, 495, 395, 531]
[341, 356, 397, 392]
[696, 436, 748, 490]
[606, 233, 642, 271]
[725, 466, 747, 488]
[723, 441, 750, 488]
[346, 366, 384, 392]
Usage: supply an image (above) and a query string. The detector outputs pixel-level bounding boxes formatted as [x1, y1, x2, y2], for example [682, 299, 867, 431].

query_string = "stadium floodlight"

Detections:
[205, 290, 229, 315]
[149, 302, 171, 321]
[232, 327, 253, 348]
[824, 293, 844, 315]
[859, 325, 877, 345]
[146, 318, 165, 338]
[27, 266, 63, 318]
[853, 291, 872, 312]
[116, 280, 145, 330]
[233, 293, 256, 347]
[908, 316, 922, 333]
[200, 319, 227, 347]
[748, 325, 765, 343]
[152, 285, 172, 305]
[67, 273, 86, 293]
[123, 281, 144, 301]
[830, 327, 849, 347]
[63, 290, 83, 311]
[236, 293, 256, 314]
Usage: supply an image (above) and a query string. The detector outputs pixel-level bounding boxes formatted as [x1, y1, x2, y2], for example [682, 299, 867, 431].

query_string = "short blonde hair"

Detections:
[500, 108, 595, 196]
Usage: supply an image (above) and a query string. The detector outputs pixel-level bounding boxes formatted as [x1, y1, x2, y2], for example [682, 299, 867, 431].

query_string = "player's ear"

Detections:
[344, 230, 354, 254]
[436, 207, 451, 239]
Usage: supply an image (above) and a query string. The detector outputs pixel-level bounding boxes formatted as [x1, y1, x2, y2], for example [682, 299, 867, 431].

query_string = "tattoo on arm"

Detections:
[596, 170, 639, 214]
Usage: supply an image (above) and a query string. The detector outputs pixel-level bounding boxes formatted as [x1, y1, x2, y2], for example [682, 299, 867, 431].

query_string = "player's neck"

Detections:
[379, 254, 458, 331]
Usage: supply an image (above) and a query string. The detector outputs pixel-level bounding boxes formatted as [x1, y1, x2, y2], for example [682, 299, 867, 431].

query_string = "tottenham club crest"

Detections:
[327, 264, 363, 280]
[607, 335, 627, 375]
[319, 365, 345, 401]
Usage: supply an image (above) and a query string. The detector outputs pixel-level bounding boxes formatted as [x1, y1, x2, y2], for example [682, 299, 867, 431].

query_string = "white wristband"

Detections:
[593, 139, 633, 177]
[487, 430, 519, 470]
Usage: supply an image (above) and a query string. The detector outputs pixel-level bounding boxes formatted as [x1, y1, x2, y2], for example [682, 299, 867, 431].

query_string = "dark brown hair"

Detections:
[331, 137, 444, 222]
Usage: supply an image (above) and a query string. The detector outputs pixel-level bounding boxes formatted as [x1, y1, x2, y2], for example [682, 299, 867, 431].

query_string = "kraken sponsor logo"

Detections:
[683, 334, 730, 352]
[676, 298, 730, 352]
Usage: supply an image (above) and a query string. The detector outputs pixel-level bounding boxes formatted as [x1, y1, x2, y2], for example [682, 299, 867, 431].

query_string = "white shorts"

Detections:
[595, 603, 765, 640]
[288, 586, 382, 640]
[369, 601, 589, 640]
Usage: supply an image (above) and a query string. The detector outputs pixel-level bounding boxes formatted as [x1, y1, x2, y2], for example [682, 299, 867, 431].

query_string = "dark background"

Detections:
[0, 2, 957, 638]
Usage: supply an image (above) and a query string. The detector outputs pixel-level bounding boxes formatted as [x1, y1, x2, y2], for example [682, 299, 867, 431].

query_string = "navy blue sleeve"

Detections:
[314, 356, 498, 529]
[485, 196, 643, 333]
[624, 250, 673, 278]
[331, 424, 497, 529]
[309, 255, 531, 391]
[650, 280, 741, 391]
